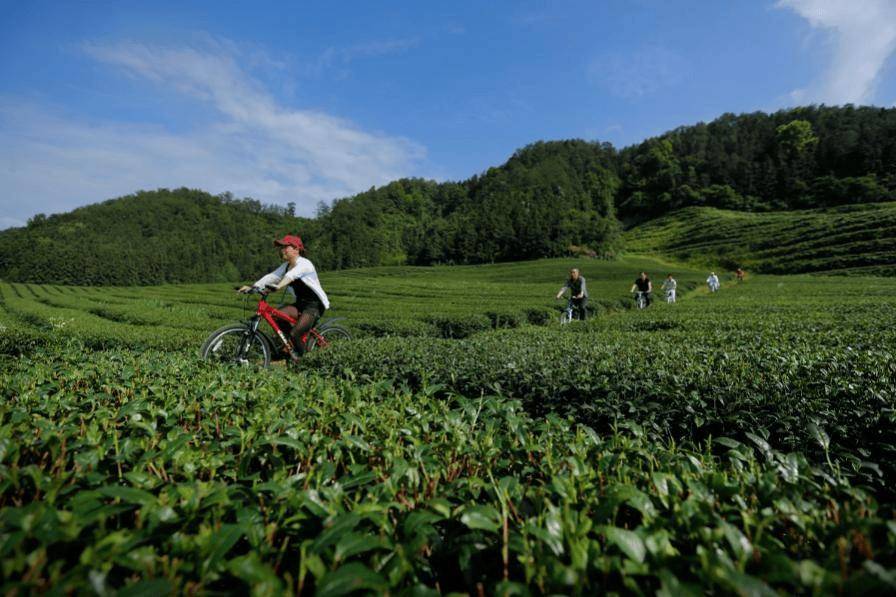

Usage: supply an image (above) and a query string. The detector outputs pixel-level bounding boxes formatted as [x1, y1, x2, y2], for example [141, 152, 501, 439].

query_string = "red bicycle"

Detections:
[199, 286, 351, 367]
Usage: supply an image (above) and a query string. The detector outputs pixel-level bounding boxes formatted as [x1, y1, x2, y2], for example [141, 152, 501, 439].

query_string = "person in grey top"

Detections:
[555, 268, 588, 320]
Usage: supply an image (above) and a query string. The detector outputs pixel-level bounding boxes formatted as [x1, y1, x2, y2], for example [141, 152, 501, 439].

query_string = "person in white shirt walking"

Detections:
[662, 274, 677, 303]
[238, 235, 330, 363]
[707, 272, 720, 293]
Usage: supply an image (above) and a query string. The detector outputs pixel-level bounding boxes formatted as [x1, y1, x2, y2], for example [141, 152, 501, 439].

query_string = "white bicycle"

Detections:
[560, 300, 585, 324]
[633, 291, 650, 309]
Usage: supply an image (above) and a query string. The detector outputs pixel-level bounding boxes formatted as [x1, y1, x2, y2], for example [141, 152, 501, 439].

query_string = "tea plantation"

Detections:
[624, 201, 896, 275]
[2, 258, 895, 594]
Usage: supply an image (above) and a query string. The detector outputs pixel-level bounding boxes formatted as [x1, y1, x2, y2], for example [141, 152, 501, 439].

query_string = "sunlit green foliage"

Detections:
[624, 202, 896, 274]
[0, 257, 704, 349]
[618, 106, 896, 220]
[1, 259, 895, 593]
[3, 347, 894, 594]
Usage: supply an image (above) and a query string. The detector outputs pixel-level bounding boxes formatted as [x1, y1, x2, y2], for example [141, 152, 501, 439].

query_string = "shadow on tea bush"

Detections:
[0, 327, 49, 356]
[485, 310, 526, 329]
[627, 320, 681, 332]
[525, 307, 554, 326]
[425, 314, 492, 339]
[355, 319, 438, 338]
[594, 298, 630, 312]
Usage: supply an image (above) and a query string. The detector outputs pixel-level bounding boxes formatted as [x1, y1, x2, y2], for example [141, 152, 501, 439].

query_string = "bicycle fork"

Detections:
[259, 314, 315, 356]
[267, 318, 296, 354]
[237, 316, 266, 361]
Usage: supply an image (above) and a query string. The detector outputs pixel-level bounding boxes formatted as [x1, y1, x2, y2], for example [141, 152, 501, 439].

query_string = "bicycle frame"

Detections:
[565, 299, 583, 321]
[634, 291, 649, 308]
[251, 295, 328, 354]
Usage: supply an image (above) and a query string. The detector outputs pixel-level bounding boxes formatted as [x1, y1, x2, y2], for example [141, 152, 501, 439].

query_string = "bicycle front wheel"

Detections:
[306, 325, 351, 352]
[200, 324, 271, 367]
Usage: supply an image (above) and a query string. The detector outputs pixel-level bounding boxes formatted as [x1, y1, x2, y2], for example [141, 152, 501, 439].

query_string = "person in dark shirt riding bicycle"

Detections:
[630, 272, 653, 307]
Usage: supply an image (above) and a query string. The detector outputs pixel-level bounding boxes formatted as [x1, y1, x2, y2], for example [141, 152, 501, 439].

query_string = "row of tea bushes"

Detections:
[625, 202, 896, 274]
[2, 348, 894, 594]
[0, 283, 199, 352]
[0, 253, 705, 352]
[306, 276, 896, 487]
[306, 328, 896, 480]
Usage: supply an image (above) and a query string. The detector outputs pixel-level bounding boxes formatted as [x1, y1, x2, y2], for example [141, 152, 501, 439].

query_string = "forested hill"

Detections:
[2, 105, 895, 284]
[0, 141, 623, 284]
[617, 105, 896, 223]
[0, 191, 310, 285]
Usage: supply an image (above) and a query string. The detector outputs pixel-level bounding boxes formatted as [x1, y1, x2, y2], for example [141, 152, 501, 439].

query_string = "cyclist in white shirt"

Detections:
[662, 274, 677, 303]
[707, 272, 720, 292]
[238, 235, 330, 362]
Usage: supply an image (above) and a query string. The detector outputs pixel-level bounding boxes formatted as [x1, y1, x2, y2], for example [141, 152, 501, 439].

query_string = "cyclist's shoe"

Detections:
[288, 350, 302, 366]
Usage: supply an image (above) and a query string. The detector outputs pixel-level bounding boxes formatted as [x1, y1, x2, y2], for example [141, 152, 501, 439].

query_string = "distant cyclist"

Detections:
[662, 274, 677, 303]
[630, 272, 652, 307]
[555, 268, 588, 320]
[238, 235, 330, 363]
[707, 272, 720, 292]
[735, 267, 746, 283]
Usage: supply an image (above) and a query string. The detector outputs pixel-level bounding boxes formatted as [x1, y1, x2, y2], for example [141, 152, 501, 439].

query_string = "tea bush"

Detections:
[2, 260, 895, 593]
[625, 202, 896, 274]
[1, 257, 705, 347]
[425, 313, 493, 339]
[2, 349, 894, 594]
[306, 276, 896, 487]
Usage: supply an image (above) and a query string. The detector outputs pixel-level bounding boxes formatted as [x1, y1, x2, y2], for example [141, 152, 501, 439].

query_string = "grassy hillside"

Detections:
[624, 201, 896, 275]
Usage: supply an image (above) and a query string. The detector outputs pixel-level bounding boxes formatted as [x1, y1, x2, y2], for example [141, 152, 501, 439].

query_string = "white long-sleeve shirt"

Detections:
[254, 257, 330, 309]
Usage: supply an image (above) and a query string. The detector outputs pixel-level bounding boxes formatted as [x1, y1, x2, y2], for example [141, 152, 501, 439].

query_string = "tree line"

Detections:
[1, 105, 894, 285]
[618, 105, 896, 221]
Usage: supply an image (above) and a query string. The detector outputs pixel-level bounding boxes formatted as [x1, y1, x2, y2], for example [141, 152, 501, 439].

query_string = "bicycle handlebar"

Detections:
[234, 285, 277, 296]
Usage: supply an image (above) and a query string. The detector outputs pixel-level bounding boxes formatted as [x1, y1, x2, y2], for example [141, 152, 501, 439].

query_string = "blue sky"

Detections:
[2, 0, 896, 228]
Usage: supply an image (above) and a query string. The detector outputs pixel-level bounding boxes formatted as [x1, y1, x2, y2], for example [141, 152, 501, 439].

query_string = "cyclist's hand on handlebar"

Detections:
[236, 285, 253, 294]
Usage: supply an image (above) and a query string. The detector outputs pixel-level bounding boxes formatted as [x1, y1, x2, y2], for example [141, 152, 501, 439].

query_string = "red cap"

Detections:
[274, 235, 304, 251]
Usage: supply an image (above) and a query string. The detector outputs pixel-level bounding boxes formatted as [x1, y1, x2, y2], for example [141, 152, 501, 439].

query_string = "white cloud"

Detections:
[588, 45, 686, 99]
[604, 124, 624, 137]
[778, 0, 896, 104]
[302, 37, 420, 78]
[0, 37, 425, 227]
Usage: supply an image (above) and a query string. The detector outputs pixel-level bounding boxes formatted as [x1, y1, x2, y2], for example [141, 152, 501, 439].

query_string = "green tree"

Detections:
[776, 119, 818, 159]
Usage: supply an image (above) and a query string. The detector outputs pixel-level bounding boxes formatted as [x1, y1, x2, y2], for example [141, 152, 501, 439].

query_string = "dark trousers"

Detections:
[280, 302, 324, 355]
[571, 297, 588, 320]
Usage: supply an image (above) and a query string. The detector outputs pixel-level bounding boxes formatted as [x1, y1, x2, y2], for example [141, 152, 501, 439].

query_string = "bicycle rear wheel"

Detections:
[306, 324, 351, 351]
[200, 324, 271, 367]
